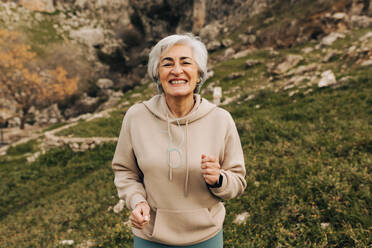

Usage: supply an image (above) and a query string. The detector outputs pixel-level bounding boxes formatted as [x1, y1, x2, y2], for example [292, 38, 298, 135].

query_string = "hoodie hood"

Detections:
[142, 94, 216, 197]
[142, 94, 216, 124]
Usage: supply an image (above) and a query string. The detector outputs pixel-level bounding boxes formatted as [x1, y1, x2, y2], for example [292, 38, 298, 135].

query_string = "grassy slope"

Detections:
[1, 70, 370, 247]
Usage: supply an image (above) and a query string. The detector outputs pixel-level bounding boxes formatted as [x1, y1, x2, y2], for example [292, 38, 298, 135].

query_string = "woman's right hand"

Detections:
[130, 201, 151, 229]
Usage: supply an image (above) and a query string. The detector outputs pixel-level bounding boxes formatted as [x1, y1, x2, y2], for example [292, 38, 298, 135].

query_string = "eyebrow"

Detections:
[160, 56, 192, 62]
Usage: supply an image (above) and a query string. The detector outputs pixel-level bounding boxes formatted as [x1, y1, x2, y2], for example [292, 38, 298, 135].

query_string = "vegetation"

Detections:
[1, 68, 370, 247]
[6, 139, 38, 156]
[0, 29, 78, 129]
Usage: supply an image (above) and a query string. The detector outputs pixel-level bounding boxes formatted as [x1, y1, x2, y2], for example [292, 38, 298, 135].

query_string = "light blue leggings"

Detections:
[134, 229, 223, 248]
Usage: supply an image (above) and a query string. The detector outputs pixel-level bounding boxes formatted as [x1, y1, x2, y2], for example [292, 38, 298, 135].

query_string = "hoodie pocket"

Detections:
[150, 207, 219, 245]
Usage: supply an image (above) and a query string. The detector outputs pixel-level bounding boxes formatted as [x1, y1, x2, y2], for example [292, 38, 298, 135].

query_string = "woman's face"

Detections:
[158, 44, 200, 98]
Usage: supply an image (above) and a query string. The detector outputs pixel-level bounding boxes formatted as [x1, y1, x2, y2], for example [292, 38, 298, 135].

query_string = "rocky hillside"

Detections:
[1, 0, 371, 131]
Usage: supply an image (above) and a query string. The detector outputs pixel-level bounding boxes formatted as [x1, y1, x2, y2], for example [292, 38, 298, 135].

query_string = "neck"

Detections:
[165, 94, 195, 118]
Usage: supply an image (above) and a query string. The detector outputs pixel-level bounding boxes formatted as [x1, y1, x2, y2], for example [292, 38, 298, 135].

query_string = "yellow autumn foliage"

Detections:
[0, 28, 79, 128]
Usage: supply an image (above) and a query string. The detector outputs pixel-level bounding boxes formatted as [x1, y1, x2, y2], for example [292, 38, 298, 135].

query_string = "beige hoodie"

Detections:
[112, 94, 246, 246]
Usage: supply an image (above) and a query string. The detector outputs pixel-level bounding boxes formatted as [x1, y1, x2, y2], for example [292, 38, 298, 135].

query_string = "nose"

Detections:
[171, 62, 183, 75]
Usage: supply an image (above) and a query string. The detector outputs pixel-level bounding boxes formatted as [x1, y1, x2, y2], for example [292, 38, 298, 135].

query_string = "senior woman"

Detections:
[112, 33, 246, 247]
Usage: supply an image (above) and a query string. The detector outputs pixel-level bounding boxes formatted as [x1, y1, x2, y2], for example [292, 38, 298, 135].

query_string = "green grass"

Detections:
[0, 143, 132, 247]
[6, 139, 39, 156]
[43, 122, 68, 132]
[220, 72, 372, 247]
[55, 111, 124, 138]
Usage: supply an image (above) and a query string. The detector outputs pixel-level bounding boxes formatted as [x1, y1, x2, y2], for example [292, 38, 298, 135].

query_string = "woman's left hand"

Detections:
[201, 154, 221, 185]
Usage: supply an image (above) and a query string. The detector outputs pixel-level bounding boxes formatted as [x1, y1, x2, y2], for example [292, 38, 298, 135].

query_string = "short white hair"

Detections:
[147, 33, 208, 93]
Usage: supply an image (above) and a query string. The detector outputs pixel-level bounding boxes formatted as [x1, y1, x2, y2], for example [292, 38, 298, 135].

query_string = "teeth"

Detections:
[170, 80, 187, 84]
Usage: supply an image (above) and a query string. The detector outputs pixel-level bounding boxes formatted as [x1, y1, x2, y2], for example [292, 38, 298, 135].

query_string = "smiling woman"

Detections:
[112, 33, 246, 247]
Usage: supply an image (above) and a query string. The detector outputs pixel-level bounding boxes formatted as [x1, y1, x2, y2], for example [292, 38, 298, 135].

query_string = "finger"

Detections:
[201, 155, 217, 163]
[203, 174, 219, 185]
[201, 168, 219, 175]
[208, 155, 217, 162]
[201, 162, 220, 169]
[140, 206, 151, 222]
[132, 209, 145, 223]
[130, 214, 142, 225]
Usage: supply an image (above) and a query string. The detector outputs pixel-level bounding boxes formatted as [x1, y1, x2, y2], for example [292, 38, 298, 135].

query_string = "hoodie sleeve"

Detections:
[112, 108, 147, 210]
[210, 113, 247, 199]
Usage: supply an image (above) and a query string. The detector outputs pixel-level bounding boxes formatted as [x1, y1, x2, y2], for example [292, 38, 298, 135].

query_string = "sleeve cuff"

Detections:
[129, 194, 147, 210]
[210, 171, 228, 194]
[207, 174, 223, 188]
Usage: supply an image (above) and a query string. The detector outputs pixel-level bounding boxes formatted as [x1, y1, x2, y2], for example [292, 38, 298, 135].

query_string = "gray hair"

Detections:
[147, 33, 208, 93]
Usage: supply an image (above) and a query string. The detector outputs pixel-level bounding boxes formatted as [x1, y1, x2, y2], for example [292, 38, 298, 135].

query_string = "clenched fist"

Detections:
[201, 154, 221, 186]
[130, 201, 150, 229]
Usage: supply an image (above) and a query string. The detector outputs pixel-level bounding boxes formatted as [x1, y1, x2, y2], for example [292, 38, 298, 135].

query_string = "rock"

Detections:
[359, 31, 372, 42]
[75, 0, 90, 9]
[80, 93, 100, 108]
[34, 104, 63, 126]
[289, 63, 318, 75]
[361, 60, 372, 66]
[199, 21, 222, 42]
[223, 48, 235, 58]
[350, 1, 364, 15]
[226, 72, 244, 80]
[272, 54, 303, 74]
[19, 0, 55, 13]
[318, 70, 337, 88]
[27, 152, 41, 163]
[332, 12, 348, 20]
[232, 48, 255, 59]
[76, 239, 96, 248]
[113, 199, 125, 213]
[322, 50, 340, 62]
[304, 88, 313, 95]
[213, 87, 222, 105]
[238, 34, 256, 45]
[245, 59, 261, 68]
[302, 47, 314, 54]
[222, 38, 233, 47]
[70, 27, 104, 47]
[246, 94, 255, 100]
[97, 78, 114, 89]
[207, 70, 215, 79]
[71, 143, 80, 150]
[288, 90, 299, 97]
[59, 240, 74, 246]
[321, 222, 330, 229]
[351, 15, 372, 28]
[206, 40, 221, 51]
[321, 32, 345, 46]
[80, 143, 89, 151]
[233, 212, 250, 225]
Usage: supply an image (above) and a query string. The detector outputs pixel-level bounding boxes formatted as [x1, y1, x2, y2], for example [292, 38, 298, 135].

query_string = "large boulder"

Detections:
[70, 27, 105, 47]
[272, 54, 303, 74]
[32, 104, 64, 126]
[351, 15, 372, 28]
[318, 70, 337, 88]
[321, 32, 346, 46]
[199, 21, 222, 43]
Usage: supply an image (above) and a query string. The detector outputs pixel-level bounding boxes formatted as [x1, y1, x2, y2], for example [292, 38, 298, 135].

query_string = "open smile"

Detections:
[169, 79, 188, 85]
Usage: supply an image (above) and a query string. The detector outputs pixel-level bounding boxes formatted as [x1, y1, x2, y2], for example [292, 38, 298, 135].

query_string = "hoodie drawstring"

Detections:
[166, 114, 190, 197]
[184, 120, 189, 197]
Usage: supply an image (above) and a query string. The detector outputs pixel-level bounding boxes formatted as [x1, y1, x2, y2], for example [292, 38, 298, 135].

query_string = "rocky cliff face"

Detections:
[1, 0, 371, 128]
